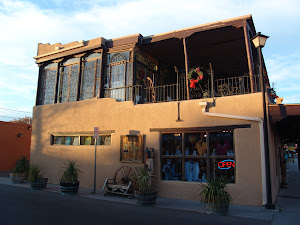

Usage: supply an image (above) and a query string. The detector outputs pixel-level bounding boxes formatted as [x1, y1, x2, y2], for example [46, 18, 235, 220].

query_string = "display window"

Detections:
[161, 131, 235, 183]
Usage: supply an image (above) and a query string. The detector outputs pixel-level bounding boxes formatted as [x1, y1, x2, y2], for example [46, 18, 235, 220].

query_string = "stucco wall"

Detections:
[0, 121, 31, 171]
[31, 93, 267, 206]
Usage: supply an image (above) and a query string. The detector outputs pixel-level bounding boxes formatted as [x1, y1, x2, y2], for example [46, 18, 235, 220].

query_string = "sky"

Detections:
[0, 0, 299, 121]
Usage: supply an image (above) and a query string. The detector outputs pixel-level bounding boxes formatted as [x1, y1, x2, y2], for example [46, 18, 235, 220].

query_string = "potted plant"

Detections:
[199, 175, 232, 216]
[28, 164, 48, 190]
[10, 155, 29, 183]
[60, 160, 81, 196]
[134, 167, 157, 205]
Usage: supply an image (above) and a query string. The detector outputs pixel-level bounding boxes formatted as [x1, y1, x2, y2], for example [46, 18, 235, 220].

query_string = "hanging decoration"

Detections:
[188, 67, 204, 88]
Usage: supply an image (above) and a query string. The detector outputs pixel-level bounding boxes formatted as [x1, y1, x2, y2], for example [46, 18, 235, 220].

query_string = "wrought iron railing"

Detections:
[215, 74, 261, 97]
[105, 74, 261, 104]
[145, 84, 178, 103]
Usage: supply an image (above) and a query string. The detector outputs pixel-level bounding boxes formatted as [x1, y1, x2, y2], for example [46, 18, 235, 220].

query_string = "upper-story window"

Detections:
[58, 58, 79, 103]
[37, 52, 102, 106]
[42, 62, 58, 105]
[80, 52, 102, 100]
[104, 51, 133, 101]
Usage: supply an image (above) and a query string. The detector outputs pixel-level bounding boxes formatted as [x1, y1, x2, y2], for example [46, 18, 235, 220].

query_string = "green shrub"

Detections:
[28, 164, 42, 182]
[136, 167, 151, 193]
[61, 160, 81, 183]
[12, 155, 29, 174]
[199, 176, 232, 206]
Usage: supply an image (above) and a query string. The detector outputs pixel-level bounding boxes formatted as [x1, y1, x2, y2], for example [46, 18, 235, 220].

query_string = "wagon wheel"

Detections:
[107, 164, 138, 192]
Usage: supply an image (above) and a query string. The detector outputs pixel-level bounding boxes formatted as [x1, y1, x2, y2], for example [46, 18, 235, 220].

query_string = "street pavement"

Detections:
[1, 158, 300, 225]
[0, 184, 269, 225]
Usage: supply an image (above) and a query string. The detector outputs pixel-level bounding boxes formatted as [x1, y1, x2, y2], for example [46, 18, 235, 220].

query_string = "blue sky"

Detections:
[0, 0, 299, 121]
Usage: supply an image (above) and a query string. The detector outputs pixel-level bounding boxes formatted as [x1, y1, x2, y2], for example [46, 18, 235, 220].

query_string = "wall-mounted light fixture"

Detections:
[28, 126, 32, 130]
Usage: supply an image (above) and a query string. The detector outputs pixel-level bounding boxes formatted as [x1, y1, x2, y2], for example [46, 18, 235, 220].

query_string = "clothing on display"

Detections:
[195, 140, 206, 155]
[185, 160, 200, 181]
[216, 140, 230, 155]
[162, 164, 171, 180]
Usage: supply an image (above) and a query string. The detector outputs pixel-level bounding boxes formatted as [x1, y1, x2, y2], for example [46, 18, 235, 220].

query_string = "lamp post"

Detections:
[251, 32, 275, 209]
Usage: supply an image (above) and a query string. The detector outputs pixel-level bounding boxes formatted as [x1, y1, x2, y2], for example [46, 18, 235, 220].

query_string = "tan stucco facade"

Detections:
[30, 92, 280, 207]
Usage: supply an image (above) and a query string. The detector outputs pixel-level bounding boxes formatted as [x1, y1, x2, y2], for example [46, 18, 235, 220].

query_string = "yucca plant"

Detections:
[136, 167, 151, 193]
[61, 160, 81, 183]
[199, 175, 232, 207]
[28, 164, 42, 183]
[12, 155, 29, 174]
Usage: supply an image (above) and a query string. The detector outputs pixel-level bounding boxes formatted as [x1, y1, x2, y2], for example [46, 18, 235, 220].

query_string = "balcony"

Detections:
[104, 73, 262, 104]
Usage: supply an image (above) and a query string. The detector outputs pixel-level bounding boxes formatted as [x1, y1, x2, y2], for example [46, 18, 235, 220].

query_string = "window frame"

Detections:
[50, 130, 114, 146]
[120, 134, 144, 163]
[160, 130, 235, 183]
[80, 52, 103, 100]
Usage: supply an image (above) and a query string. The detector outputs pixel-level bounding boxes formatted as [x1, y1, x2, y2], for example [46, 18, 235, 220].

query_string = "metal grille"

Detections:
[69, 64, 79, 102]
[61, 67, 69, 103]
[43, 69, 57, 105]
[81, 60, 96, 100]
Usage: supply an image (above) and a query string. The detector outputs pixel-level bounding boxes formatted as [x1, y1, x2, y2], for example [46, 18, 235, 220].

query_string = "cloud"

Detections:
[0, 0, 299, 113]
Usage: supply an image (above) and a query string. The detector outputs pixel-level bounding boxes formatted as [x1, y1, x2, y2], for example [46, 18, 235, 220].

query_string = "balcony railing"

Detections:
[215, 74, 261, 97]
[104, 74, 262, 104]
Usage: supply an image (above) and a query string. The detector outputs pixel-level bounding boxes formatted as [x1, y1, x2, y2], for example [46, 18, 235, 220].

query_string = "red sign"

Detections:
[218, 159, 235, 170]
[94, 127, 99, 139]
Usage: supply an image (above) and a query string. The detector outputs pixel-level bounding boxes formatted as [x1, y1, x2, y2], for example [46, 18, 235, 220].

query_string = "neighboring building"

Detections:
[31, 15, 283, 207]
[0, 121, 31, 172]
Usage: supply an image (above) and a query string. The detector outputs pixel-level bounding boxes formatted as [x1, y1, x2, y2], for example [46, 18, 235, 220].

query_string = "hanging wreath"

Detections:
[188, 67, 204, 88]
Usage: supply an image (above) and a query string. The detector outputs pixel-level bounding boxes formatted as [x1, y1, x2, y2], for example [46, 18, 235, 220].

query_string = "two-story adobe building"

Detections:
[30, 14, 282, 207]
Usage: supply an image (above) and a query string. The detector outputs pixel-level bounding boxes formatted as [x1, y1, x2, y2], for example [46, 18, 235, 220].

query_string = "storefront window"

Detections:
[161, 131, 235, 183]
[161, 133, 182, 180]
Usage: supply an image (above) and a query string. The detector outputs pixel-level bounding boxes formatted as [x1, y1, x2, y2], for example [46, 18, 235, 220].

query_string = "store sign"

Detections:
[218, 159, 235, 170]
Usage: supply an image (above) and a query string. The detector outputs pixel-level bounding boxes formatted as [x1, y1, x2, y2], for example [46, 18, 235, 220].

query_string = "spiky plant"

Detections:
[12, 155, 29, 174]
[136, 167, 151, 193]
[199, 175, 232, 207]
[61, 160, 82, 183]
[28, 164, 42, 183]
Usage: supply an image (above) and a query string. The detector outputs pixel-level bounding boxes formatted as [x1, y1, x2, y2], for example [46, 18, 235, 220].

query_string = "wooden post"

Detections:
[54, 61, 61, 103]
[35, 64, 44, 106]
[209, 63, 214, 98]
[243, 25, 255, 93]
[77, 56, 83, 101]
[183, 38, 190, 100]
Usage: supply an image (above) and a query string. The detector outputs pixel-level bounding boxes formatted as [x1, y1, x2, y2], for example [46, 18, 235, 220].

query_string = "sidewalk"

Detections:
[0, 176, 277, 223]
[272, 157, 300, 225]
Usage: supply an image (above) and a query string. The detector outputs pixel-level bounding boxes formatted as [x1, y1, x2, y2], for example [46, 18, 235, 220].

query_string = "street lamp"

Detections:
[251, 32, 275, 209]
